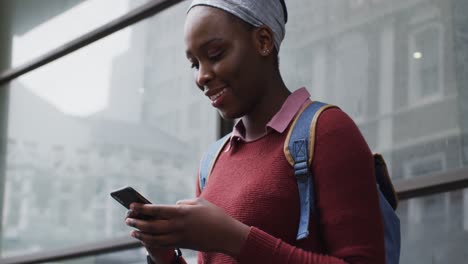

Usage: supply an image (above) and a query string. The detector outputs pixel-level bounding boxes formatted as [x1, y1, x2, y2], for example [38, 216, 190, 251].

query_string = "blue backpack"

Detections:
[199, 101, 401, 264]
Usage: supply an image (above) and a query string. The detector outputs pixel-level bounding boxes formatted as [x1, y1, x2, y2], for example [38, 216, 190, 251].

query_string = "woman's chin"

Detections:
[217, 109, 241, 121]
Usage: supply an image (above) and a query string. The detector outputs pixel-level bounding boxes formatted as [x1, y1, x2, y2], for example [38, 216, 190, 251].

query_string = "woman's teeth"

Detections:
[210, 88, 226, 101]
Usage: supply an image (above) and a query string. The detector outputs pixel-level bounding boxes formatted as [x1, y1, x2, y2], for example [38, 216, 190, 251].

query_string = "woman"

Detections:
[125, 0, 386, 263]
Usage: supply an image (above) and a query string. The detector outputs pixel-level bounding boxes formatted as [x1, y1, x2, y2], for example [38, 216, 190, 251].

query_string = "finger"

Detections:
[126, 210, 133, 218]
[132, 230, 179, 248]
[129, 202, 149, 212]
[133, 204, 185, 219]
[126, 218, 177, 235]
[126, 209, 148, 221]
[126, 209, 138, 218]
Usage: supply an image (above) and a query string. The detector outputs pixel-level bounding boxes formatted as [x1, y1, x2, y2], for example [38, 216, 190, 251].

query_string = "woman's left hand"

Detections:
[125, 198, 250, 257]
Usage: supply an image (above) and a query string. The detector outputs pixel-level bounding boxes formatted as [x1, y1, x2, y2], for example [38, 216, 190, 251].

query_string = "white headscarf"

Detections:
[188, 0, 287, 51]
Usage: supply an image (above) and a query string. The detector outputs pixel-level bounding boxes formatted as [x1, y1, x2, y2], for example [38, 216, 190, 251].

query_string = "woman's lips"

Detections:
[209, 87, 228, 108]
[209, 88, 227, 101]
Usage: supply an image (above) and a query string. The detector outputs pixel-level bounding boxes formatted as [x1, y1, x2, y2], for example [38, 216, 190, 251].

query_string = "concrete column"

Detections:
[0, 0, 13, 254]
[312, 44, 327, 101]
[453, 0, 468, 164]
[452, 0, 468, 231]
[377, 20, 395, 163]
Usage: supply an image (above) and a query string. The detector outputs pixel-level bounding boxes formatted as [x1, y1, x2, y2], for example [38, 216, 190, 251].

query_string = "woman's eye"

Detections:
[190, 62, 199, 70]
[208, 50, 224, 61]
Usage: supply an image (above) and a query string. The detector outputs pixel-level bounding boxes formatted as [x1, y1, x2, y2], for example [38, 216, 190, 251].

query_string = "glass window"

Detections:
[331, 33, 369, 121]
[1, 1, 216, 257]
[280, 0, 466, 181]
[397, 189, 468, 263]
[9, 0, 151, 68]
[409, 24, 444, 104]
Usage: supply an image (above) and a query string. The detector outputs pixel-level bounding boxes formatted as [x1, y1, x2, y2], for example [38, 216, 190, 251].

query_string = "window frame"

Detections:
[408, 22, 445, 107]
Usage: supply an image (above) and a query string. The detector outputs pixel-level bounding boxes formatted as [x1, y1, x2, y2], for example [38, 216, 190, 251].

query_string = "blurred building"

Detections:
[280, 0, 468, 262]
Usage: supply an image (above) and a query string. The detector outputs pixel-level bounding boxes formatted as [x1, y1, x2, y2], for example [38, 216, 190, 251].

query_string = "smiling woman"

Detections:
[184, 5, 288, 124]
[1, 0, 467, 263]
[124, 1, 388, 264]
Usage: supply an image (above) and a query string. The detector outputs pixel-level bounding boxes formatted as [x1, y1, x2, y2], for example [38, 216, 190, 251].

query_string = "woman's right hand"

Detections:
[125, 198, 249, 258]
[126, 207, 176, 264]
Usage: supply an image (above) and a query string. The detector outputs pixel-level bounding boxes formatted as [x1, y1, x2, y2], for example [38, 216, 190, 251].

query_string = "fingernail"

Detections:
[126, 219, 135, 227]
[126, 210, 133, 217]
[132, 231, 140, 239]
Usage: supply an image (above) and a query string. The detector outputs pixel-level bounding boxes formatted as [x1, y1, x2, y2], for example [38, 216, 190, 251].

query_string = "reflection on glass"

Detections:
[10, 0, 150, 68]
[397, 189, 468, 263]
[2, 1, 216, 258]
[44, 248, 198, 264]
[280, 0, 466, 181]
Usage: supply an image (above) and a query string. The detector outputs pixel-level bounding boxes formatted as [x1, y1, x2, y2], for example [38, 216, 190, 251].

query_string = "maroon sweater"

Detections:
[196, 108, 385, 264]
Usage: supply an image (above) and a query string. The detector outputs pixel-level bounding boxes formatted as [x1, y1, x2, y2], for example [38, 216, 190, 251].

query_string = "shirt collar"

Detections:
[231, 87, 311, 142]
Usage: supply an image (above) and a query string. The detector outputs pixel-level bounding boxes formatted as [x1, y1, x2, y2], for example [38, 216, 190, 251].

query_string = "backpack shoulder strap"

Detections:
[199, 133, 232, 192]
[374, 153, 398, 210]
[373, 153, 401, 264]
[284, 100, 337, 240]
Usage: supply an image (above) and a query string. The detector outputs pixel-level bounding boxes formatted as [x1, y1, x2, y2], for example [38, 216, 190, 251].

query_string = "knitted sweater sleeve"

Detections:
[237, 108, 386, 264]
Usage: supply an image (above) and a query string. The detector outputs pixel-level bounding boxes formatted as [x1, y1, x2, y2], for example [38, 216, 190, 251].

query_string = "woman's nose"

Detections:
[196, 64, 214, 87]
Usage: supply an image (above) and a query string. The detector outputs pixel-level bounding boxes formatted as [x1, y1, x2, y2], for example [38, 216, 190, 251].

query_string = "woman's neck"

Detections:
[241, 79, 290, 141]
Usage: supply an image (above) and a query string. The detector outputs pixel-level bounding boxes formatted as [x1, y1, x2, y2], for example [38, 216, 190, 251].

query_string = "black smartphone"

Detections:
[110, 186, 152, 209]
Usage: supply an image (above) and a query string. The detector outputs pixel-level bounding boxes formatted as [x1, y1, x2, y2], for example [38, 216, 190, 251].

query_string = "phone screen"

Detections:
[110, 186, 152, 209]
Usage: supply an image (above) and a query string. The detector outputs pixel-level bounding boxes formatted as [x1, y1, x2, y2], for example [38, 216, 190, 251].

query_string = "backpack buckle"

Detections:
[294, 161, 309, 181]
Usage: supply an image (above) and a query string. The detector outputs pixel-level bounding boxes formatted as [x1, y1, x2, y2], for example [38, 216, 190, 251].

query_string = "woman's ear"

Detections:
[252, 25, 275, 57]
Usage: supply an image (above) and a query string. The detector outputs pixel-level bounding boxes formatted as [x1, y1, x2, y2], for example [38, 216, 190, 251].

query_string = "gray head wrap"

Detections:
[188, 0, 286, 51]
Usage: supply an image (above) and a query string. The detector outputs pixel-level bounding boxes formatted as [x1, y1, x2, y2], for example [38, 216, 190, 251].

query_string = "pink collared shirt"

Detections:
[226, 87, 311, 151]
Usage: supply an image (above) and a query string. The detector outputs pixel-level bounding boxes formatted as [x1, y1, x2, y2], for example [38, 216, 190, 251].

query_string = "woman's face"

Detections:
[184, 6, 267, 120]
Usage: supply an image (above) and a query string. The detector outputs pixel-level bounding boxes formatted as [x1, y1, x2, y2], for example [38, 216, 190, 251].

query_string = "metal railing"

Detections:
[0, 237, 140, 264]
